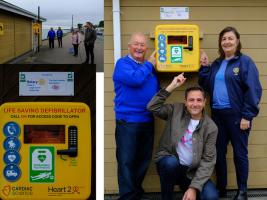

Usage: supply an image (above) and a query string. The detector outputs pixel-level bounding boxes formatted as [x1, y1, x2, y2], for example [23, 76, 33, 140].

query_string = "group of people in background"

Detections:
[71, 22, 97, 64]
[47, 27, 63, 48]
[46, 21, 96, 64]
[113, 27, 262, 200]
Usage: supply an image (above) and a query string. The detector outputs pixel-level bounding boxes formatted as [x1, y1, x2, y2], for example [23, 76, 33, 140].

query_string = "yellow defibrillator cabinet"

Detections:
[0, 102, 91, 200]
[155, 24, 200, 72]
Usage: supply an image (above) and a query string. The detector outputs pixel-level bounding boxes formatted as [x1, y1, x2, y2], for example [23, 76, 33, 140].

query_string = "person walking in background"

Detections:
[113, 32, 160, 199]
[71, 30, 81, 57]
[199, 26, 262, 200]
[147, 74, 218, 200]
[56, 27, 63, 48]
[83, 22, 96, 64]
[47, 27, 56, 48]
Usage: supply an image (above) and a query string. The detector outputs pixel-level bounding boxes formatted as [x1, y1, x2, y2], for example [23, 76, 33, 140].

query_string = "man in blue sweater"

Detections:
[47, 27, 56, 48]
[113, 32, 160, 200]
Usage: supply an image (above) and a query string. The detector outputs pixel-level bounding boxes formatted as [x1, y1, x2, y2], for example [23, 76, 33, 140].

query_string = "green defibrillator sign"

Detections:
[30, 146, 55, 183]
[170, 46, 183, 63]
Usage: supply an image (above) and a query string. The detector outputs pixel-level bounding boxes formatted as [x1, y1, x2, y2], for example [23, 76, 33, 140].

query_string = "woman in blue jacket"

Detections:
[198, 26, 262, 200]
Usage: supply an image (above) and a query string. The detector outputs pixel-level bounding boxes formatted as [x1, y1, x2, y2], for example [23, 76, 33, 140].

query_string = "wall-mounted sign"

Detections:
[0, 23, 4, 35]
[160, 7, 189, 20]
[19, 72, 74, 96]
[32, 23, 40, 34]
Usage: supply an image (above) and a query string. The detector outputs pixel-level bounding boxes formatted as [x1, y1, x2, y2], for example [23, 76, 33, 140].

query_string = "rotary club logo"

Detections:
[38, 79, 46, 85]
[233, 67, 239, 75]
[1, 185, 11, 197]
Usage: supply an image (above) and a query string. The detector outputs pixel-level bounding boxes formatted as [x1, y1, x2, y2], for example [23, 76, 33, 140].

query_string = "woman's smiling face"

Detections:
[220, 31, 239, 58]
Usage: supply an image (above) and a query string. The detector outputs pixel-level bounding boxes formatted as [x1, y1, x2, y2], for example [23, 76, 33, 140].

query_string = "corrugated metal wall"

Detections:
[104, 0, 267, 193]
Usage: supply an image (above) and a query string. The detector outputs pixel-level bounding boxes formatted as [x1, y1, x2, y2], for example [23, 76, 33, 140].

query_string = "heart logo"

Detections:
[38, 155, 46, 162]
[8, 155, 16, 162]
[2, 185, 11, 197]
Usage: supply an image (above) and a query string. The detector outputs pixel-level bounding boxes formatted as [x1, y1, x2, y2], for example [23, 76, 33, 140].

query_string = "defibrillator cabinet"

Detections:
[155, 24, 200, 72]
[0, 102, 91, 200]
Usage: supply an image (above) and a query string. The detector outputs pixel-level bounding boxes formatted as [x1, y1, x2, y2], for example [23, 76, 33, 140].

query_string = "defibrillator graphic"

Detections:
[155, 24, 200, 72]
[0, 102, 91, 199]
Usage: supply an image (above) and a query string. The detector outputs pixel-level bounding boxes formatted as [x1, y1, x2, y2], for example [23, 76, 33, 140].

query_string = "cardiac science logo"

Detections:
[1, 185, 11, 197]
[1, 185, 33, 197]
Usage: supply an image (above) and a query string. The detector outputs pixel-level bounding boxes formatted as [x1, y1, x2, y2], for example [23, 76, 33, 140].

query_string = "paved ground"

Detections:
[105, 190, 267, 199]
[10, 33, 103, 72]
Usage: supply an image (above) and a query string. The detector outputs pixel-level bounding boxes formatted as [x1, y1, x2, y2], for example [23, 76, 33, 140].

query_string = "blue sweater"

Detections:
[199, 54, 262, 121]
[113, 55, 160, 122]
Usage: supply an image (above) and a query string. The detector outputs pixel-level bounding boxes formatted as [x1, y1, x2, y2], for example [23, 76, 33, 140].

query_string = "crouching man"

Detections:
[147, 73, 219, 200]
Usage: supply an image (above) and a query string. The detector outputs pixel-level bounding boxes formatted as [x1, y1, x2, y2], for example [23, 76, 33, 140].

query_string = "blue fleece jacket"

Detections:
[56, 29, 63, 38]
[113, 55, 160, 122]
[199, 54, 262, 121]
[47, 30, 56, 39]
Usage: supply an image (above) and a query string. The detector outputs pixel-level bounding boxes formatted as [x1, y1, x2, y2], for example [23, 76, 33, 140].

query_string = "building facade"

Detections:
[104, 0, 267, 194]
[0, 1, 46, 63]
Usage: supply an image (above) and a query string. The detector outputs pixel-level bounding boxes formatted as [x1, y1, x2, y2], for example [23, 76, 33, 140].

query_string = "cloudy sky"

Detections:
[4, 0, 103, 29]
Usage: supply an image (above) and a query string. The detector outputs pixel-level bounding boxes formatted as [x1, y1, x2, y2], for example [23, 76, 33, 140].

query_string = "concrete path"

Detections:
[11, 33, 103, 72]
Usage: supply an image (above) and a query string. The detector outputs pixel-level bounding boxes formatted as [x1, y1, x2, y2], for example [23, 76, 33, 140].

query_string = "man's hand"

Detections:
[165, 73, 186, 93]
[240, 118, 250, 130]
[182, 187, 197, 200]
[148, 50, 156, 66]
[200, 49, 209, 66]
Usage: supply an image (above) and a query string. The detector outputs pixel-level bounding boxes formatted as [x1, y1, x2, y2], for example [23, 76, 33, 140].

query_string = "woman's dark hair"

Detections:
[185, 85, 206, 100]
[218, 26, 242, 58]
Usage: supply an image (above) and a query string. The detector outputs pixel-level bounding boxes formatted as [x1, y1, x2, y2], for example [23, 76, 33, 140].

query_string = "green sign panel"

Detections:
[30, 146, 55, 183]
[170, 46, 183, 63]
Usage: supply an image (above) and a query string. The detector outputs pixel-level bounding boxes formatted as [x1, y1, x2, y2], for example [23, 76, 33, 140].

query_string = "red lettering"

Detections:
[3, 108, 16, 113]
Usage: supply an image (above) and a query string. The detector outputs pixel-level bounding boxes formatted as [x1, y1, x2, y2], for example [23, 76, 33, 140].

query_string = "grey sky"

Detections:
[4, 0, 103, 29]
